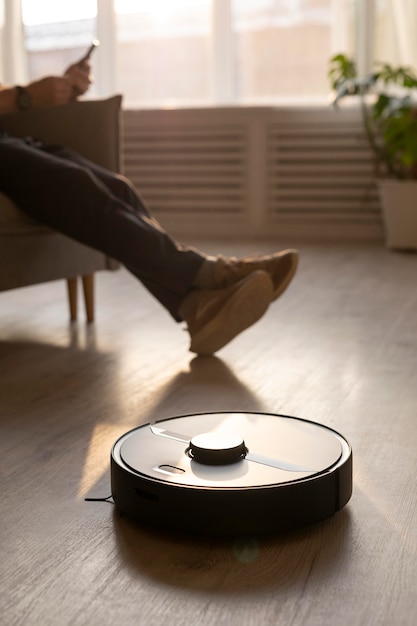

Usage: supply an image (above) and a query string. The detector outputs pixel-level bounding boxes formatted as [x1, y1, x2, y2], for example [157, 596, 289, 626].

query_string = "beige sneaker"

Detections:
[214, 249, 299, 301]
[179, 270, 273, 356]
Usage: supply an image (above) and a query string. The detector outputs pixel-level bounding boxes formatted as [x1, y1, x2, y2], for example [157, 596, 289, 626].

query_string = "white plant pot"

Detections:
[378, 180, 417, 250]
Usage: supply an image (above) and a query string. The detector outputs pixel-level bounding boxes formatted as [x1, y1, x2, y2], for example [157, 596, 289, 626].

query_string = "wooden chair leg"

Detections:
[82, 274, 95, 323]
[67, 277, 78, 322]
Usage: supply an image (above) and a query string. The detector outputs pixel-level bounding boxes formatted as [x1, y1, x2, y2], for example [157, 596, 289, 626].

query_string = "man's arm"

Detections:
[0, 61, 92, 115]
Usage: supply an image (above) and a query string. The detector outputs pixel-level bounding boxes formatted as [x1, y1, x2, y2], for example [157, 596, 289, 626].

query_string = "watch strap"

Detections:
[16, 85, 32, 111]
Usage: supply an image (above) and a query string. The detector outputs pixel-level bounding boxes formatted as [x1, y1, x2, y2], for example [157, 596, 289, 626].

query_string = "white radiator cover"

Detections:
[122, 106, 383, 242]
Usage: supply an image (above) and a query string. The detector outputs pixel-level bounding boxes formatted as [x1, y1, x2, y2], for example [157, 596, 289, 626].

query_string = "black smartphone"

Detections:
[79, 39, 100, 63]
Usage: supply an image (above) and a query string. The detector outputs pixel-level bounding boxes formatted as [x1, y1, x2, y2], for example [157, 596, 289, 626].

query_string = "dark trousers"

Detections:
[0, 137, 205, 320]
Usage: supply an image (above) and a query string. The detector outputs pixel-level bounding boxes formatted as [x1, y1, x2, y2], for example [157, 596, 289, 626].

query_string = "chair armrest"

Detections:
[0, 95, 123, 171]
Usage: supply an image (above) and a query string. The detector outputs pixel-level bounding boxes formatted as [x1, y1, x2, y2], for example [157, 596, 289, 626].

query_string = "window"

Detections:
[114, 0, 211, 107]
[14, 0, 417, 108]
[232, 0, 351, 103]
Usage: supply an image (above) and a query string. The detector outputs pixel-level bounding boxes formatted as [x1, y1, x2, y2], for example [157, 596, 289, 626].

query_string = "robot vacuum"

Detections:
[111, 411, 352, 535]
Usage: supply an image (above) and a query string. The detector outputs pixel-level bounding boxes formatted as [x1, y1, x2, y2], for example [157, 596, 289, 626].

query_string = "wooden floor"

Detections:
[1, 241, 416, 626]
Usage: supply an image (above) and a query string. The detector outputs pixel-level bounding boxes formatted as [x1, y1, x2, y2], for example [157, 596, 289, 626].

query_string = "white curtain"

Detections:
[0, 0, 28, 84]
[96, 0, 117, 97]
[390, 0, 417, 67]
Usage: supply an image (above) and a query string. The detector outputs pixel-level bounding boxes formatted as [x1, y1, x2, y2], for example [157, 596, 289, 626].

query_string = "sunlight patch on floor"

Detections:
[77, 422, 131, 499]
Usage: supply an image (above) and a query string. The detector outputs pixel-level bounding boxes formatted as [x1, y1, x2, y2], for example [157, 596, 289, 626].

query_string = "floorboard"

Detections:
[1, 241, 416, 626]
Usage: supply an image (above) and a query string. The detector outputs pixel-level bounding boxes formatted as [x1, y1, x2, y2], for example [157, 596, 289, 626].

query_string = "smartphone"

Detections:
[79, 39, 100, 63]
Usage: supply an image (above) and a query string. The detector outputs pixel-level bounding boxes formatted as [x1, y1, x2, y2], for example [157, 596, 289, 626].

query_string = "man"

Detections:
[0, 60, 298, 355]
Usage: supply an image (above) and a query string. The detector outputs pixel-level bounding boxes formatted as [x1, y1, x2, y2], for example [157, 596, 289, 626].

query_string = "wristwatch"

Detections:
[16, 85, 32, 111]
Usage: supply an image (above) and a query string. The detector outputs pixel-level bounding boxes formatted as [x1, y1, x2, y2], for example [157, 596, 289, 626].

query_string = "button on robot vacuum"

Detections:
[188, 432, 247, 465]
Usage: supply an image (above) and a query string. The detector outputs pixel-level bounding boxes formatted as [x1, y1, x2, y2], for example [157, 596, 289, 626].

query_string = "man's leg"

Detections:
[44, 145, 300, 305]
[0, 137, 205, 319]
[0, 139, 293, 354]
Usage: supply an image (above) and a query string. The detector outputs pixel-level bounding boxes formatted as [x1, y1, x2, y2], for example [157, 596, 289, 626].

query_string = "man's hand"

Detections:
[25, 76, 75, 107]
[23, 60, 91, 109]
[64, 61, 92, 98]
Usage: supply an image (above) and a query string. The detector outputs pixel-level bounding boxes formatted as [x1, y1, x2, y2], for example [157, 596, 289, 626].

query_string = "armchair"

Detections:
[0, 95, 122, 322]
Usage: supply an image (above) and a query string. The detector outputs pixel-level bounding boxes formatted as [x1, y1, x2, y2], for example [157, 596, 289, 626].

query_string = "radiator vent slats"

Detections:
[121, 108, 383, 240]
[123, 121, 247, 216]
[267, 121, 380, 222]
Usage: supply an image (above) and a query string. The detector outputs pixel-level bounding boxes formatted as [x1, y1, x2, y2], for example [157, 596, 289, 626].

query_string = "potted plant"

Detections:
[328, 53, 417, 250]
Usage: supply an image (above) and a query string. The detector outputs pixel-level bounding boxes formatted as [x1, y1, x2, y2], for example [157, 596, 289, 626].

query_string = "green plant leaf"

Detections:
[328, 55, 417, 178]
[328, 53, 357, 90]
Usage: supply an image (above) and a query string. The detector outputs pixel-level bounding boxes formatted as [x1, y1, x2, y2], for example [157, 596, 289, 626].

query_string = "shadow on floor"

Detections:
[112, 505, 352, 594]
